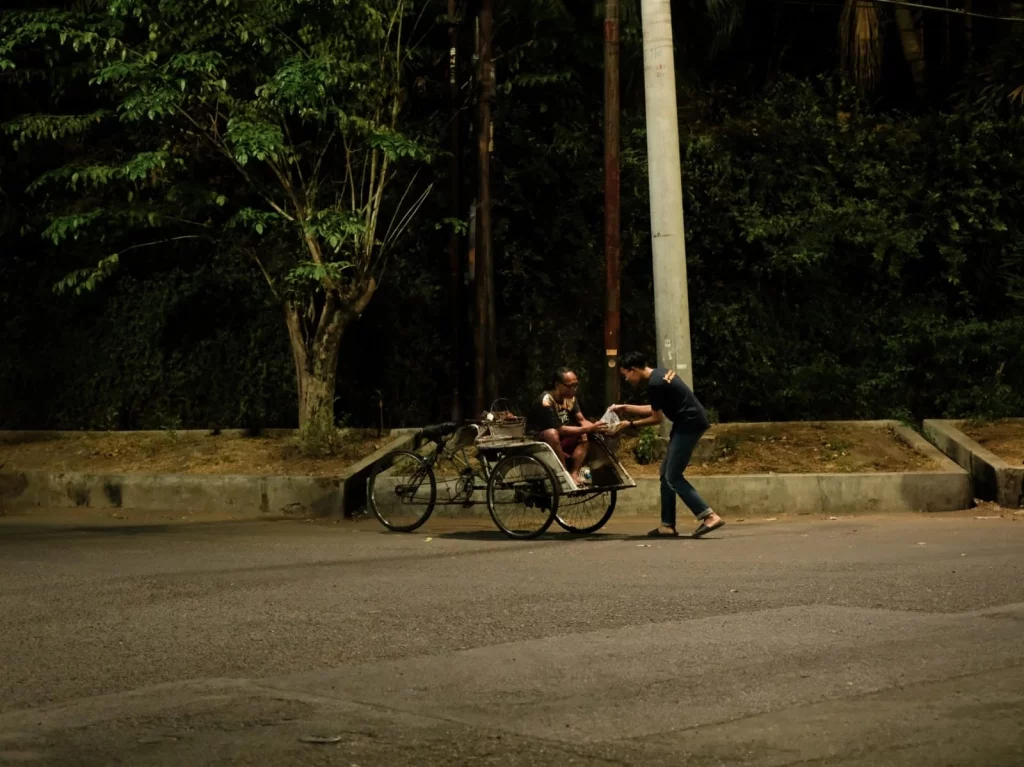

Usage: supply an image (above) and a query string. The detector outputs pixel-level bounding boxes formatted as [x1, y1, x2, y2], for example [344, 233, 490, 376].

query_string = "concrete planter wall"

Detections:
[0, 431, 416, 518]
[375, 421, 970, 520]
[0, 421, 972, 519]
[923, 420, 1024, 509]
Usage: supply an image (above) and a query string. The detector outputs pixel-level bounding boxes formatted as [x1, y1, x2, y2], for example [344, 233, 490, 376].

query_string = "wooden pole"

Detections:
[604, 0, 622, 408]
[448, 0, 463, 420]
[474, 0, 495, 413]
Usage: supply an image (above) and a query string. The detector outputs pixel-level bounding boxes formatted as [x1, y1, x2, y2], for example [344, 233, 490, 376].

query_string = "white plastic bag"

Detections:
[598, 407, 623, 434]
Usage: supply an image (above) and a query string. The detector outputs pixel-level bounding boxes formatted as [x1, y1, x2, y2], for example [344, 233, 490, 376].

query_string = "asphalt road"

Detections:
[1, 508, 1023, 765]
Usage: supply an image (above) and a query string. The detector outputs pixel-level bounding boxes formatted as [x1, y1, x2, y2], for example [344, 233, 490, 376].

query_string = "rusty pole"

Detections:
[483, 1, 499, 408]
[604, 0, 622, 408]
[474, 0, 495, 414]
[448, 0, 463, 421]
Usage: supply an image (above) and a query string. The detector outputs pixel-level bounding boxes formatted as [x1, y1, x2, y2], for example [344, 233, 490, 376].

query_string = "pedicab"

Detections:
[367, 401, 637, 539]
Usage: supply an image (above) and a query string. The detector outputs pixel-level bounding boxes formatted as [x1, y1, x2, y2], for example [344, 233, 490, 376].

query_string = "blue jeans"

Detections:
[660, 428, 712, 528]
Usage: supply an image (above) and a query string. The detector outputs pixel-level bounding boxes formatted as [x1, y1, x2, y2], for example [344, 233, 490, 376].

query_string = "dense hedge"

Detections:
[2, 9, 1021, 429]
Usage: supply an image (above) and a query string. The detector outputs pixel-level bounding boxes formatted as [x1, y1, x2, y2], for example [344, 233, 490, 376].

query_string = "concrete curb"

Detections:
[0, 422, 971, 520]
[639, 422, 970, 517]
[923, 419, 1024, 509]
[0, 432, 416, 518]
[0, 428, 407, 442]
[378, 421, 970, 520]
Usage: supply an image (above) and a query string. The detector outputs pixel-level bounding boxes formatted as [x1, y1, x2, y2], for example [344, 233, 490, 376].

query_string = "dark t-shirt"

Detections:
[648, 368, 710, 433]
[527, 392, 582, 434]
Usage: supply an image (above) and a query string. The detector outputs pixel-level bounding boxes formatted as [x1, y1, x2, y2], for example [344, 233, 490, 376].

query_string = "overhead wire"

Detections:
[782, 0, 1024, 23]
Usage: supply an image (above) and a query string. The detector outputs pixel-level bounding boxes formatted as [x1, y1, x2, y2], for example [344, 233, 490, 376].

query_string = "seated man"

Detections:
[526, 367, 607, 485]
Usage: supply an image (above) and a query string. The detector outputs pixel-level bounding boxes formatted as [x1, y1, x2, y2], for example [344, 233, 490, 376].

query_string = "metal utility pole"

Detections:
[448, 0, 463, 421]
[474, 0, 497, 414]
[604, 0, 622, 408]
[640, 0, 694, 412]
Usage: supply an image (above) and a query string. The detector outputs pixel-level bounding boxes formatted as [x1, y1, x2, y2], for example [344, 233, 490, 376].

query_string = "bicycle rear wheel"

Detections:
[486, 454, 559, 540]
[555, 490, 616, 534]
[368, 450, 436, 532]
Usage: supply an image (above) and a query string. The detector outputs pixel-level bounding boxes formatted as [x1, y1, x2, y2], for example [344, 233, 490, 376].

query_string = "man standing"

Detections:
[526, 367, 608, 485]
[612, 352, 725, 538]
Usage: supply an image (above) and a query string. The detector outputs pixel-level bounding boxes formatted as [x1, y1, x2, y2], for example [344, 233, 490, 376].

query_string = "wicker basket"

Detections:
[485, 417, 526, 439]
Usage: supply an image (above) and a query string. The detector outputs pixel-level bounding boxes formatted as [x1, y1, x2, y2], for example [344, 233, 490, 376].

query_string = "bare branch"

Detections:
[342, 136, 357, 213]
[310, 127, 336, 188]
[173, 102, 296, 222]
[364, 145, 380, 249]
[250, 250, 281, 302]
[268, 160, 305, 220]
[377, 181, 432, 279]
[116, 234, 209, 255]
[280, 117, 305, 191]
[380, 167, 420, 254]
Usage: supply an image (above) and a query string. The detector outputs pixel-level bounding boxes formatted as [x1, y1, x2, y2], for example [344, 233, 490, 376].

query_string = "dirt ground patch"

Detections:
[0, 430, 393, 477]
[960, 419, 1024, 466]
[612, 422, 938, 478]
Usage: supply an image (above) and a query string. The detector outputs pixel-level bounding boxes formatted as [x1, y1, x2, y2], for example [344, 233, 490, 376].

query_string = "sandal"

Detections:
[647, 527, 679, 537]
[692, 519, 726, 538]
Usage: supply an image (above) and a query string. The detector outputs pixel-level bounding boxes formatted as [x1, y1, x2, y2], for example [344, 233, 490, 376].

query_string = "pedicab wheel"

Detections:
[555, 490, 617, 534]
[368, 449, 437, 533]
[486, 454, 560, 540]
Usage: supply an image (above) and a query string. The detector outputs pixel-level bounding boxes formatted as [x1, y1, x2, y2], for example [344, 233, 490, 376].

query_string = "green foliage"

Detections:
[228, 208, 282, 237]
[662, 76, 1024, 421]
[224, 118, 285, 166]
[2, 0, 1023, 435]
[27, 148, 178, 193]
[4, 111, 110, 149]
[53, 254, 120, 295]
[2, 0, 435, 449]
[306, 210, 365, 254]
[633, 427, 659, 466]
[297, 418, 344, 458]
[4, 0, 432, 278]
[284, 261, 353, 292]
[0, 248, 294, 430]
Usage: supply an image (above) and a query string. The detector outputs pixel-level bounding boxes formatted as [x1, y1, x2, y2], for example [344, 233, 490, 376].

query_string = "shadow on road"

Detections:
[436, 530, 546, 542]
[0, 518, 271, 540]
[433, 530, 717, 543]
[0, 524, 175, 539]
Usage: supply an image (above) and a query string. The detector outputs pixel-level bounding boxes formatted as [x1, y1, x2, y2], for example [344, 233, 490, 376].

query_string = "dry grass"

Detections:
[961, 419, 1024, 466]
[614, 422, 938, 477]
[0, 430, 392, 477]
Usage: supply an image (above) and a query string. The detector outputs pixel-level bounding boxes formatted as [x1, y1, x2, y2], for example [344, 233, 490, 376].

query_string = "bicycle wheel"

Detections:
[486, 454, 559, 540]
[368, 449, 436, 532]
[555, 490, 616, 534]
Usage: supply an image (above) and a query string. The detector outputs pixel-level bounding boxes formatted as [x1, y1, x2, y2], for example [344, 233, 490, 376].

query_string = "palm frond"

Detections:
[702, 0, 747, 57]
[840, 0, 884, 94]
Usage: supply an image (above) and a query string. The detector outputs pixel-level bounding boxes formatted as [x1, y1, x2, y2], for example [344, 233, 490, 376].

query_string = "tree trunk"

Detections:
[894, 8, 927, 99]
[283, 281, 375, 451]
[285, 300, 343, 434]
[298, 363, 337, 432]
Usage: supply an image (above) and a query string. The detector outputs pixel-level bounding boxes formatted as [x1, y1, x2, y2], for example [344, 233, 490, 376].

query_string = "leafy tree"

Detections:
[2, 0, 433, 452]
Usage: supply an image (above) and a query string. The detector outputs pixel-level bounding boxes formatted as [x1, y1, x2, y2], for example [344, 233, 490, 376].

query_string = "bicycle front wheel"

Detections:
[368, 449, 436, 532]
